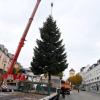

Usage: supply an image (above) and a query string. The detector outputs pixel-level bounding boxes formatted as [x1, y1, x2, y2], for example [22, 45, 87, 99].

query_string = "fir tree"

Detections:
[31, 15, 68, 83]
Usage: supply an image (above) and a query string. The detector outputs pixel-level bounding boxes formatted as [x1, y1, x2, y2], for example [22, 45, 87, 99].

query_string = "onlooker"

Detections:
[78, 88, 79, 93]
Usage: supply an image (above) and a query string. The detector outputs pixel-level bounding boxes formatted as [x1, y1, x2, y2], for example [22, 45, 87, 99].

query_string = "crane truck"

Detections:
[0, 0, 41, 89]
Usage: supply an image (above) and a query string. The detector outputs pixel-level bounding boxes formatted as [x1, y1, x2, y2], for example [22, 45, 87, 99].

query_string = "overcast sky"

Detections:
[0, 0, 100, 79]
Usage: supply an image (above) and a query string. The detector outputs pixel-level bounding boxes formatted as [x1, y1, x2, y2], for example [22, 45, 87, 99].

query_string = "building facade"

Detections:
[0, 44, 22, 73]
[69, 68, 75, 77]
[80, 60, 100, 93]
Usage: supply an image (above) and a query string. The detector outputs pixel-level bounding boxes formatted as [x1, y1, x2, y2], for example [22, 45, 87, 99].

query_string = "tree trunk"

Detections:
[48, 72, 51, 85]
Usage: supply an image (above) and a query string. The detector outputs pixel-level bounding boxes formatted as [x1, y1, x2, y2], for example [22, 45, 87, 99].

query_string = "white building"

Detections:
[80, 60, 100, 93]
[80, 65, 90, 85]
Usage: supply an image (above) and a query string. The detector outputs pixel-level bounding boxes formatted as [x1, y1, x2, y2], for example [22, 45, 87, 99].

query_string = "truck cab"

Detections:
[61, 80, 71, 95]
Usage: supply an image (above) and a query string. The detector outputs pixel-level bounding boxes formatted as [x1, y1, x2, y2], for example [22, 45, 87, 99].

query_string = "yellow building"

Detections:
[69, 68, 75, 77]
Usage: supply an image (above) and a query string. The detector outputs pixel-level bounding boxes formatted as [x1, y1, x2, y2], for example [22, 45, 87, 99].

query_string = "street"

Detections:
[59, 90, 100, 100]
[0, 92, 45, 100]
[0, 90, 100, 100]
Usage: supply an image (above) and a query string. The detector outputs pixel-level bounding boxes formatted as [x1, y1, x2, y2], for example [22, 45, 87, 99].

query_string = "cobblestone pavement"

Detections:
[0, 92, 46, 100]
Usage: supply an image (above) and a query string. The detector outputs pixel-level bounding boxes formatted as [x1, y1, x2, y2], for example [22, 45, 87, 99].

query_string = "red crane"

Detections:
[6, 0, 41, 80]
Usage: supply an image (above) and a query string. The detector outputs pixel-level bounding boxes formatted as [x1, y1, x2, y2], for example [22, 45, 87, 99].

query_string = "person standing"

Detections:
[78, 88, 79, 93]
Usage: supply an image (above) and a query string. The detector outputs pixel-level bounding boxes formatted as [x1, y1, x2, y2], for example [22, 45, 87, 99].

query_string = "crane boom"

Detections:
[8, 0, 41, 75]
